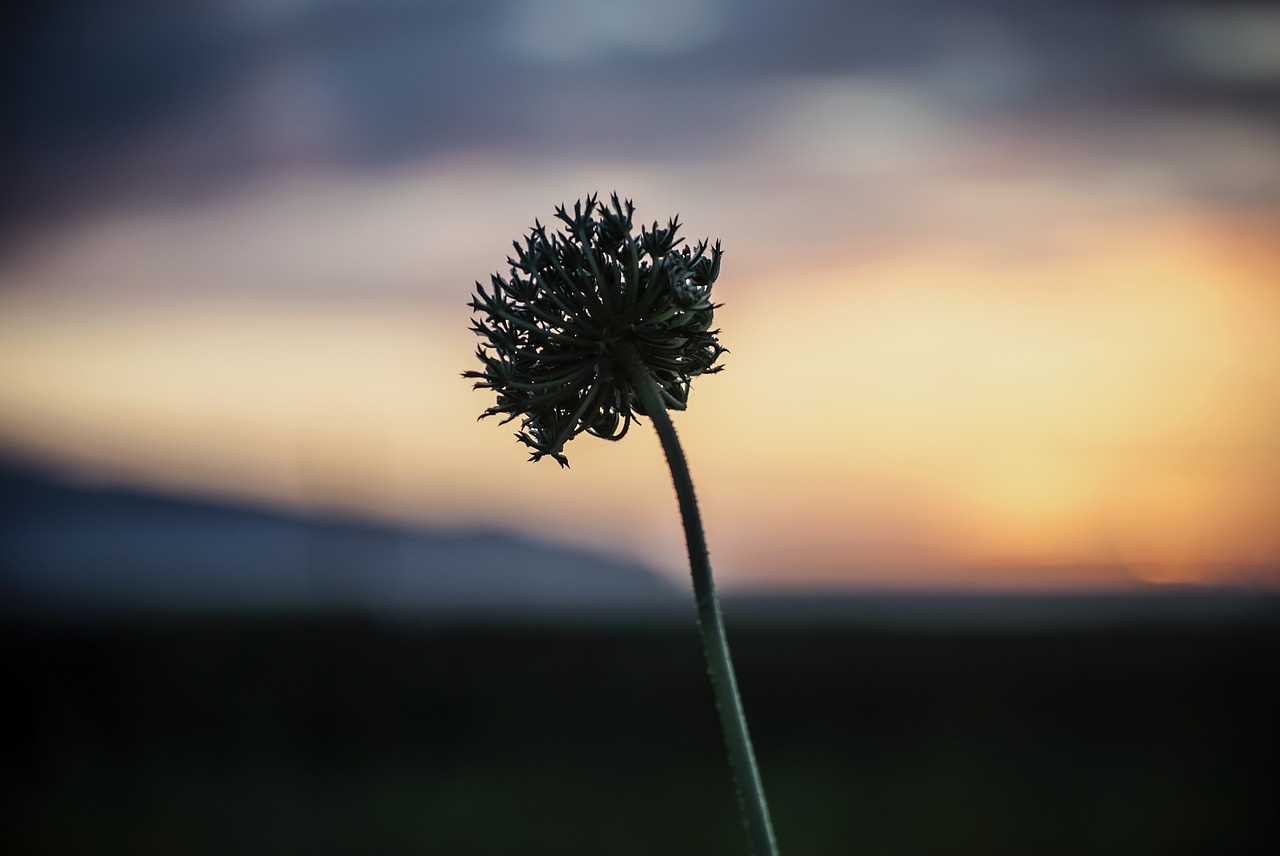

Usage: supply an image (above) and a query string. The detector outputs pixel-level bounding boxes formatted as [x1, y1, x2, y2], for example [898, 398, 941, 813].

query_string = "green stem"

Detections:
[621, 344, 780, 856]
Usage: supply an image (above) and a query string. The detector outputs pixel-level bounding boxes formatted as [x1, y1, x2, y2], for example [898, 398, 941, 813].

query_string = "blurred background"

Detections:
[2, 1, 1278, 853]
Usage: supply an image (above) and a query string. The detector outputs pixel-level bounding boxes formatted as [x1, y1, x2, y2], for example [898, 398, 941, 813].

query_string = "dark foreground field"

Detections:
[5, 612, 1278, 855]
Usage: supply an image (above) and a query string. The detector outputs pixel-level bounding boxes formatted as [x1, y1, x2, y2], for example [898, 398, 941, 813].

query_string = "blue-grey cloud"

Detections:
[4, 0, 1277, 234]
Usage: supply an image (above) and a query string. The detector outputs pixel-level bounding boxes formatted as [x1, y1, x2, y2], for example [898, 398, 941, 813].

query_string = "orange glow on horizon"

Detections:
[666, 212, 1280, 586]
[1, 202, 1277, 590]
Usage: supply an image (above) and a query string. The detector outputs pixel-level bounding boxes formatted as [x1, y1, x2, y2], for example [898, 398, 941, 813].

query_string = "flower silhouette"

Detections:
[465, 193, 726, 466]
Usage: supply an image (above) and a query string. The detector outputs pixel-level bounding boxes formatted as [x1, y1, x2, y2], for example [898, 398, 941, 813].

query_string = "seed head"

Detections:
[465, 193, 726, 467]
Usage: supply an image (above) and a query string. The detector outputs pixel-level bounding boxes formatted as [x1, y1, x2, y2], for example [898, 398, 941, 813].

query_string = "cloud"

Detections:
[502, 0, 729, 63]
[1155, 5, 1280, 83]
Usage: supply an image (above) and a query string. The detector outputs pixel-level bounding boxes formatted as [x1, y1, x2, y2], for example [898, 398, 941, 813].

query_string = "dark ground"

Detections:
[5, 613, 1278, 855]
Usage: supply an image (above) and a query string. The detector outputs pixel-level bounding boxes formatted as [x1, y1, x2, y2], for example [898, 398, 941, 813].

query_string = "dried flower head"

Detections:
[465, 193, 726, 467]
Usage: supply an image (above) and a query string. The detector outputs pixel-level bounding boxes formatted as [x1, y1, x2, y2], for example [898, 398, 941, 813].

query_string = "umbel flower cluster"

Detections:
[465, 194, 726, 467]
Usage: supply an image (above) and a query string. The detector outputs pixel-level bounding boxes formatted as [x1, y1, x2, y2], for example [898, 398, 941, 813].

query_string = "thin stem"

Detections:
[620, 343, 780, 856]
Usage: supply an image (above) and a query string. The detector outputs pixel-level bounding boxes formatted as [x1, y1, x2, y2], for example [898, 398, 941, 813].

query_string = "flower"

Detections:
[465, 193, 726, 467]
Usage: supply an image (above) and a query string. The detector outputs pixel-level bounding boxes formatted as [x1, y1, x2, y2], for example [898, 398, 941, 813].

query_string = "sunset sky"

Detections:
[2, 0, 1278, 591]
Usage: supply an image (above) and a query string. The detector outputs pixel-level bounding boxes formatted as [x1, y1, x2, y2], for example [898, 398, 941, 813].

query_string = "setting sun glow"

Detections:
[2, 162, 1275, 591]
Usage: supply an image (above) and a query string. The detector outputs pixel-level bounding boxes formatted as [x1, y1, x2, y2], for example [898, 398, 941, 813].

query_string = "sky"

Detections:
[2, 0, 1278, 591]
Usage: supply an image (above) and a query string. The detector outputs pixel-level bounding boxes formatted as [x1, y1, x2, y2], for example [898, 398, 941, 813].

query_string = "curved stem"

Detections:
[620, 345, 780, 856]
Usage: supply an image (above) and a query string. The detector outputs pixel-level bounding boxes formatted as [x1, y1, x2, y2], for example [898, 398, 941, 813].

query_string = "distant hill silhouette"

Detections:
[0, 463, 680, 619]
[4, 463, 1276, 629]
